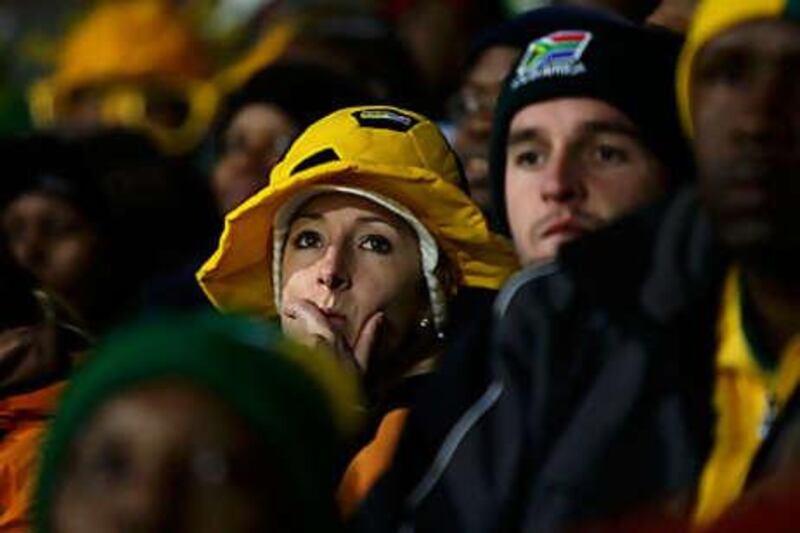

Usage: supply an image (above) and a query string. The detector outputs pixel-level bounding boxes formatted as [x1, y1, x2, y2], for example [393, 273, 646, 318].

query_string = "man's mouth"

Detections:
[540, 216, 593, 239]
[723, 179, 770, 210]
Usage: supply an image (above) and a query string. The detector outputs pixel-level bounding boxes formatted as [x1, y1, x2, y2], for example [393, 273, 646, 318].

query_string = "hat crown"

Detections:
[272, 106, 463, 189]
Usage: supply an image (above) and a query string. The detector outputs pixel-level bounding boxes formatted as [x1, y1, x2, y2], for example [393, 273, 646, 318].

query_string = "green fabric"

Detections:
[0, 89, 31, 136]
[34, 312, 349, 533]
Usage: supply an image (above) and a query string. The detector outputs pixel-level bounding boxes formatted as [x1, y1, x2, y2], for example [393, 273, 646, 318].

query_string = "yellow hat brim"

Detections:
[196, 160, 518, 318]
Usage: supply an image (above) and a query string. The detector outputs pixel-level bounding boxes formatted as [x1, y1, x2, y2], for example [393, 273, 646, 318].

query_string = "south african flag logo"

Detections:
[512, 30, 593, 87]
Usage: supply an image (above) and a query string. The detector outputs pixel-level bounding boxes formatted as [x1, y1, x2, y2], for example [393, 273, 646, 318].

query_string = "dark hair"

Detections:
[215, 61, 372, 152]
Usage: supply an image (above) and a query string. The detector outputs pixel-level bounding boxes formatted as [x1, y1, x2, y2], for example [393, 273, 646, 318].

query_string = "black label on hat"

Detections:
[291, 148, 340, 175]
[352, 109, 419, 132]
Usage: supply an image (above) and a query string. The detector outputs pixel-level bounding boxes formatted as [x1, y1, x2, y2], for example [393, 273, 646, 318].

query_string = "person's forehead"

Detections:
[509, 97, 633, 132]
[230, 103, 296, 133]
[293, 192, 413, 233]
[78, 381, 251, 445]
[700, 18, 800, 60]
[5, 191, 82, 218]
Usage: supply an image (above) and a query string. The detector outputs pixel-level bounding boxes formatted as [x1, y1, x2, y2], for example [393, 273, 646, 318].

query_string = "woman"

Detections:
[34, 313, 359, 533]
[197, 105, 517, 513]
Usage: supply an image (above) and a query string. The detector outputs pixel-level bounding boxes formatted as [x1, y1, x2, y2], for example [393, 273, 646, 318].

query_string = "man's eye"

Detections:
[359, 235, 392, 254]
[292, 230, 323, 249]
[697, 54, 747, 87]
[594, 144, 628, 165]
[513, 150, 545, 168]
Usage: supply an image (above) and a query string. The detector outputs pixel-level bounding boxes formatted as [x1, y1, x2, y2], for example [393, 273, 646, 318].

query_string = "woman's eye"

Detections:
[359, 234, 392, 254]
[292, 230, 323, 249]
[594, 144, 628, 165]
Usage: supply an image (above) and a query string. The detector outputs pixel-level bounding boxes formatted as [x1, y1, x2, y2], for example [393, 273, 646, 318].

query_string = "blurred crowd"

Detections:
[2, 0, 800, 531]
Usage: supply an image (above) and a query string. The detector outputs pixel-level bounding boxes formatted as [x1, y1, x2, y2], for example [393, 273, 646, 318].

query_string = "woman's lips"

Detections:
[320, 309, 348, 331]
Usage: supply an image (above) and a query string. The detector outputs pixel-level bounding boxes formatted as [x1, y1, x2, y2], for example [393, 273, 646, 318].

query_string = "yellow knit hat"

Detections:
[676, 0, 798, 136]
[196, 106, 518, 320]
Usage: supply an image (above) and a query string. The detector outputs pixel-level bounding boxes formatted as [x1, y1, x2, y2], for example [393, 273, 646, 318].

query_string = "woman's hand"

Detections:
[281, 300, 384, 374]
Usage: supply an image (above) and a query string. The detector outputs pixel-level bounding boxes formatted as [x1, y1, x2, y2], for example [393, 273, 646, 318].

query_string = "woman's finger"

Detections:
[353, 312, 385, 372]
[282, 300, 336, 346]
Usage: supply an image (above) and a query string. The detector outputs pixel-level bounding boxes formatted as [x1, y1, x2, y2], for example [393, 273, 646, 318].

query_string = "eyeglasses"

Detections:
[446, 85, 502, 122]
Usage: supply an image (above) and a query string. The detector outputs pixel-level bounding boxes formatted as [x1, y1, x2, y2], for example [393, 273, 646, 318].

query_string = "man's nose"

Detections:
[736, 69, 796, 146]
[539, 151, 586, 204]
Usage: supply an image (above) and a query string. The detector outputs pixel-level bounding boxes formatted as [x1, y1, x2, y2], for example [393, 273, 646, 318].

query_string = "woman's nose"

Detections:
[316, 246, 351, 291]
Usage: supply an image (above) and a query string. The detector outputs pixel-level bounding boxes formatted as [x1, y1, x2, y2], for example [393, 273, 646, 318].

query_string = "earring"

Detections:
[418, 316, 446, 341]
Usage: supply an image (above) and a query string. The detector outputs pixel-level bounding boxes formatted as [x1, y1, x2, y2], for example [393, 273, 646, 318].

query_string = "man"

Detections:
[461, 0, 800, 530]
[352, 7, 690, 531]
[487, 8, 689, 265]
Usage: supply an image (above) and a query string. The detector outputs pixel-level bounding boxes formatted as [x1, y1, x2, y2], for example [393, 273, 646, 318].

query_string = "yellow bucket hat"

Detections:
[196, 106, 518, 321]
[676, 0, 800, 136]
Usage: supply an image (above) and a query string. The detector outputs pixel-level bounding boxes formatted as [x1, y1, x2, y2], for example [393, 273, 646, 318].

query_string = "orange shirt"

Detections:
[337, 408, 409, 518]
[0, 382, 65, 532]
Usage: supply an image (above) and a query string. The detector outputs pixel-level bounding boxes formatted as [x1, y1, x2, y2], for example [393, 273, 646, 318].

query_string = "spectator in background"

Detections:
[2, 130, 216, 330]
[212, 62, 370, 214]
[34, 313, 360, 533]
[3, 134, 115, 339]
[448, 17, 527, 213]
[197, 105, 517, 516]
